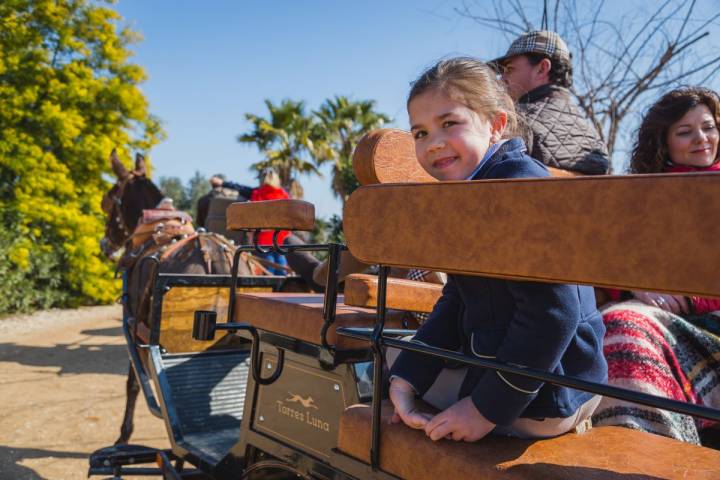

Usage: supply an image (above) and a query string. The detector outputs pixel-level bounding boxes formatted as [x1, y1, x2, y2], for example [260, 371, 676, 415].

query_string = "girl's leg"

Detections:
[493, 395, 602, 439]
[386, 339, 467, 411]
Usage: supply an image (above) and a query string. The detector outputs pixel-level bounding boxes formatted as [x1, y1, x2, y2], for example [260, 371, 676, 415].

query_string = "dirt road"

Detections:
[0, 305, 168, 479]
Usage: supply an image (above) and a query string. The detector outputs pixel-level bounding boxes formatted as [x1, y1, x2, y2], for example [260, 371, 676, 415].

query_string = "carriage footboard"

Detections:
[148, 347, 251, 469]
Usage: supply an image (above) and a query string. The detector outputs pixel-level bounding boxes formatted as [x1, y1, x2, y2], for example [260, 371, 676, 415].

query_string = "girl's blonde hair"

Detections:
[261, 169, 281, 188]
[407, 57, 519, 138]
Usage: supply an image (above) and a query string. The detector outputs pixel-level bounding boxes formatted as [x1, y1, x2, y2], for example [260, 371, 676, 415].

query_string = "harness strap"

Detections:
[159, 233, 199, 262]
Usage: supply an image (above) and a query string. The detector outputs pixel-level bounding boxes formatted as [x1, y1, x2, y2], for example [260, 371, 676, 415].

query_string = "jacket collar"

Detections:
[517, 83, 568, 104]
[471, 137, 527, 179]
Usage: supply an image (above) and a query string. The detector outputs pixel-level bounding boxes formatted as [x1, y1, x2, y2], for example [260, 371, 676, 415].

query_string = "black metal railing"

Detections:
[335, 264, 720, 471]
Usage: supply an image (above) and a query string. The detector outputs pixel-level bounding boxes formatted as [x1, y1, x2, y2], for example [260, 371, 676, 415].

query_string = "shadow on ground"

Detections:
[80, 326, 123, 337]
[0, 342, 128, 376]
[0, 445, 88, 480]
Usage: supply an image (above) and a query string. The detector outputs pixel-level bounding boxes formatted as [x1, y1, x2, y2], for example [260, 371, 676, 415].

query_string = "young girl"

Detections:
[389, 57, 608, 442]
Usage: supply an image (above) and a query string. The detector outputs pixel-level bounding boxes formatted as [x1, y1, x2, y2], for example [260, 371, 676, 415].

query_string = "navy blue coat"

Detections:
[390, 138, 608, 426]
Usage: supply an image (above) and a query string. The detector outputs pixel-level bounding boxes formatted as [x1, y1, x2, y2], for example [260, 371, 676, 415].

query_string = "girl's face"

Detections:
[409, 88, 506, 181]
[666, 104, 719, 168]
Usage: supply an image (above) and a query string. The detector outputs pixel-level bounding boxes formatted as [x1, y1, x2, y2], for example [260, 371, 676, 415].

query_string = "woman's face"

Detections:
[666, 104, 719, 168]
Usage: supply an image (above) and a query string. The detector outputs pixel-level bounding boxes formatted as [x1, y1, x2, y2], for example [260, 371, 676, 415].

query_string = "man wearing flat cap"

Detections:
[490, 31, 609, 175]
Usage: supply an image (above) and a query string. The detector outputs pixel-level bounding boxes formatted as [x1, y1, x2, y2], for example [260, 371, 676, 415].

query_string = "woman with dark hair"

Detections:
[624, 87, 720, 315]
[593, 87, 720, 446]
[630, 86, 720, 175]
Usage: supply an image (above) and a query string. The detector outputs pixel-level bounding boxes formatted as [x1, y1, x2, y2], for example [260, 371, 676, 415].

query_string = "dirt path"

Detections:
[0, 305, 168, 479]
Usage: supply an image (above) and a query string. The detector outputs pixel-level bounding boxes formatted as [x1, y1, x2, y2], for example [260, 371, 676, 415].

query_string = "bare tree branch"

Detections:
[457, 0, 720, 167]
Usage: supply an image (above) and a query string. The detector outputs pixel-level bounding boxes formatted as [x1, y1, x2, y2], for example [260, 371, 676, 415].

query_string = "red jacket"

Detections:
[250, 184, 291, 245]
[666, 161, 720, 173]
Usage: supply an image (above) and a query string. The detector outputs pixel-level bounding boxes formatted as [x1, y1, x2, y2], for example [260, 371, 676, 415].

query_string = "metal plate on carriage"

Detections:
[253, 355, 347, 460]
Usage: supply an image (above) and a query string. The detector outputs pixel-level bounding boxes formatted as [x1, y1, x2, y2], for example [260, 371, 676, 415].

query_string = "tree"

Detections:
[313, 96, 391, 202]
[457, 0, 720, 170]
[238, 99, 324, 196]
[158, 171, 210, 220]
[186, 170, 210, 219]
[158, 176, 190, 211]
[0, 0, 163, 312]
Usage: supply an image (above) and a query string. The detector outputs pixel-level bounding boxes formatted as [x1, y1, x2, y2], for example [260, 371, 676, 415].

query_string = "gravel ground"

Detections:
[0, 305, 168, 479]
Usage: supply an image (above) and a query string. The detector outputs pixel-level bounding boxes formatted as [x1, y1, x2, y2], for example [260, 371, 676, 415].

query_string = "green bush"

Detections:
[0, 228, 70, 314]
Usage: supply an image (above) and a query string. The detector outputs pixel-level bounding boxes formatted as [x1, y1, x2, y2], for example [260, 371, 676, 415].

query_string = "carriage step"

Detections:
[89, 445, 212, 479]
[89, 443, 162, 469]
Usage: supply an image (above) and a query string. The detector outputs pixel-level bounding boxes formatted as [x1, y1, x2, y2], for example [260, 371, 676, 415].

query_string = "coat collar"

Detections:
[517, 83, 569, 104]
[471, 137, 528, 179]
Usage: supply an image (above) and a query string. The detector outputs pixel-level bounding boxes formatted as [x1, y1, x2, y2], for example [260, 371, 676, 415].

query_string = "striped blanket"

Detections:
[592, 300, 720, 445]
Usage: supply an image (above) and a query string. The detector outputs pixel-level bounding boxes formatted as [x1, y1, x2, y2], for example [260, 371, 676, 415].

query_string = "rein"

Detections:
[111, 173, 136, 237]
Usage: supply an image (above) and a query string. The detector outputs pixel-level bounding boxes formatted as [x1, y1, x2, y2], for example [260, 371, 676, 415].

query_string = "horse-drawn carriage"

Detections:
[89, 131, 720, 479]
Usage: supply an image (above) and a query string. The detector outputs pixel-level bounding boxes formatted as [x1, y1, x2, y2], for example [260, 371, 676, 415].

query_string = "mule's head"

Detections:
[100, 150, 164, 258]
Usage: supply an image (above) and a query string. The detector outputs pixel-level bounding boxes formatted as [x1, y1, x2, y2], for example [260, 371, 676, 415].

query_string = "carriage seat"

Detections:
[343, 274, 442, 314]
[226, 199, 315, 232]
[337, 401, 720, 480]
[232, 292, 410, 350]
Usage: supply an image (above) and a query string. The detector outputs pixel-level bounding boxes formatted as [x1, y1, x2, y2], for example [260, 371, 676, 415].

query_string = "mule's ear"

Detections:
[134, 153, 146, 176]
[110, 148, 129, 180]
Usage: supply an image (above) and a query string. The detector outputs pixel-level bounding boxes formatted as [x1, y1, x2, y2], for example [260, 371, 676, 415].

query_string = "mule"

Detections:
[101, 150, 255, 445]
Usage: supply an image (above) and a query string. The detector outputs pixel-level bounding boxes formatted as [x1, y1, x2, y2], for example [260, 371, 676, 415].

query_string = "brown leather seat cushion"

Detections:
[338, 401, 720, 480]
[353, 129, 436, 185]
[344, 175, 720, 298]
[226, 199, 315, 231]
[344, 274, 442, 313]
[233, 292, 405, 349]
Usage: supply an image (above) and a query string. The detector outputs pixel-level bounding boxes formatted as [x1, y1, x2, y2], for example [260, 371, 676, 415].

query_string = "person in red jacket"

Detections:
[250, 170, 290, 275]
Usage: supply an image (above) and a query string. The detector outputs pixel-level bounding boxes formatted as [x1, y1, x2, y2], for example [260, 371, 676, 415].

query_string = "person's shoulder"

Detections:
[487, 156, 549, 179]
[478, 139, 550, 180]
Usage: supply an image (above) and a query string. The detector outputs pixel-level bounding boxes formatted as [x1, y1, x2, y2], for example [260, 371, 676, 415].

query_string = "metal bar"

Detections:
[121, 311, 162, 418]
[370, 266, 389, 471]
[88, 466, 163, 476]
[337, 327, 720, 423]
[226, 248, 245, 324]
[212, 322, 285, 385]
[235, 243, 332, 253]
[156, 273, 287, 288]
[149, 272, 169, 345]
[321, 243, 343, 350]
[252, 228, 273, 254]
[137, 255, 162, 345]
[273, 229, 291, 254]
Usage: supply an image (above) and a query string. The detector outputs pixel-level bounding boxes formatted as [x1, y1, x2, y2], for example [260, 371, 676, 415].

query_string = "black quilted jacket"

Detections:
[517, 84, 609, 175]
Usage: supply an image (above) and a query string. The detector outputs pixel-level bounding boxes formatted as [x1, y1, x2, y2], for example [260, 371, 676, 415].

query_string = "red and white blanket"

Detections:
[592, 300, 720, 445]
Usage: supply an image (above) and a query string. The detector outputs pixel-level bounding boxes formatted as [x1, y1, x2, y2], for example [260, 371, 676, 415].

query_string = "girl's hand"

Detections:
[424, 397, 495, 442]
[389, 377, 433, 429]
[631, 291, 689, 315]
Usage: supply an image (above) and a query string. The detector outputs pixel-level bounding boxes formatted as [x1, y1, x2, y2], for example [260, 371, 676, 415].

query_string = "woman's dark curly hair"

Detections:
[629, 86, 720, 174]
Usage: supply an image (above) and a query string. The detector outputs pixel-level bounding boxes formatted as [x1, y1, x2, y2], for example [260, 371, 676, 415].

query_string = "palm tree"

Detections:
[238, 99, 324, 195]
[313, 96, 391, 202]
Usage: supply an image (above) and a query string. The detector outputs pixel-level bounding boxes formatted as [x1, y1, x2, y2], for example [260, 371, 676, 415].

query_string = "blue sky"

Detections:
[113, 1, 719, 219]
[113, 1, 507, 218]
